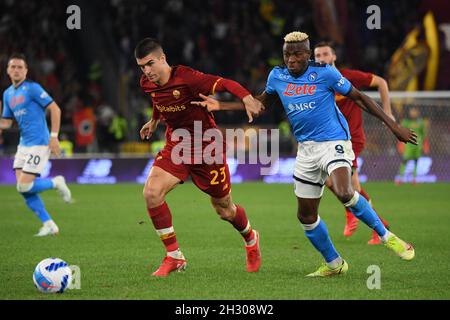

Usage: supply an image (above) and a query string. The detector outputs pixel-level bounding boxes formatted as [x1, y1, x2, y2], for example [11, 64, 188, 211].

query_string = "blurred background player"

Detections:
[195, 31, 417, 277]
[0, 53, 72, 236]
[135, 38, 263, 277]
[396, 106, 427, 184]
[314, 42, 391, 245]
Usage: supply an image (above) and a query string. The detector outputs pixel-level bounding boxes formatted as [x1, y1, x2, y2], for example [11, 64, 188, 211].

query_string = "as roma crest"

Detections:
[173, 90, 181, 99]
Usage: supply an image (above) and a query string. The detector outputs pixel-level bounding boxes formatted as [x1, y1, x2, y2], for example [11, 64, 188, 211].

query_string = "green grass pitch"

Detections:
[0, 182, 449, 300]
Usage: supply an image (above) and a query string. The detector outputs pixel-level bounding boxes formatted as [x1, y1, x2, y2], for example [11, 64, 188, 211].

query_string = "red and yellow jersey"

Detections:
[140, 65, 222, 139]
[336, 68, 373, 147]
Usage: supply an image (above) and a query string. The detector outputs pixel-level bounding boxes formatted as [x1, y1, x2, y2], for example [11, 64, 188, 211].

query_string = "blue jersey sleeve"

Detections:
[2, 92, 14, 118]
[30, 82, 53, 108]
[325, 65, 352, 96]
[265, 69, 277, 95]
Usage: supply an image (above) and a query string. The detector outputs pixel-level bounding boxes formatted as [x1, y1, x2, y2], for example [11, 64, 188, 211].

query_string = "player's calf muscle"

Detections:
[211, 195, 235, 221]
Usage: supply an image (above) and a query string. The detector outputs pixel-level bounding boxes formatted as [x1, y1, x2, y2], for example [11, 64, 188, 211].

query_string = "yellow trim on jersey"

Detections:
[211, 78, 223, 95]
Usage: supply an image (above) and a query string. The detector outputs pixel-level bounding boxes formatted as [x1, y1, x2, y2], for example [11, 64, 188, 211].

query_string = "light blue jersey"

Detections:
[2, 80, 53, 146]
[266, 61, 353, 142]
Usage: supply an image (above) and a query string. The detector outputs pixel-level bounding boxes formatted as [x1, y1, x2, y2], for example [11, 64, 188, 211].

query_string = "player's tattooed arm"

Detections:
[347, 86, 417, 145]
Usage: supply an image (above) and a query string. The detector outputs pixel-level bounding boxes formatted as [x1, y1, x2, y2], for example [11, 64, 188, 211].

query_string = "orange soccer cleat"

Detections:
[152, 256, 187, 277]
[245, 230, 261, 272]
[367, 230, 382, 245]
[343, 211, 359, 237]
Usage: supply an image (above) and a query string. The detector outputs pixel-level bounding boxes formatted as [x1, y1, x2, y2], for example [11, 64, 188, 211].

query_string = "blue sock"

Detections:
[29, 178, 54, 194]
[346, 192, 387, 237]
[304, 217, 340, 263]
[21, 193, 52, 223]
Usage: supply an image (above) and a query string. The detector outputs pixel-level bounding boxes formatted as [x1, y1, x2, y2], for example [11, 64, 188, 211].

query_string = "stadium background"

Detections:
[1, 0, 449, 184]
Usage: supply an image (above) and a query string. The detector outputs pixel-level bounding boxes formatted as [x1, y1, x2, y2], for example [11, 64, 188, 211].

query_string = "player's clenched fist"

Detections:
[140, 119, 159, 140]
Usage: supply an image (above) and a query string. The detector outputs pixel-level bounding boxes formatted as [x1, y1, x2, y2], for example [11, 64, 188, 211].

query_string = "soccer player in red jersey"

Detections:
[135, 38, 264, 276]
[314, 42, 393, 245]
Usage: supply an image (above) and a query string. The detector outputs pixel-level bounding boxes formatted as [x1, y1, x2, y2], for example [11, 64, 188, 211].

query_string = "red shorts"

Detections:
[352, 142, 364, 168]
[152, 146, 231, 199]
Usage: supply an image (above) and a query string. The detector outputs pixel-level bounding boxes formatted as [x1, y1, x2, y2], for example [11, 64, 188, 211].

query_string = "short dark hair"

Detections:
[134, 38, 163, 59]
[8, 53, 28, 67]
[314, 41, 336, 54]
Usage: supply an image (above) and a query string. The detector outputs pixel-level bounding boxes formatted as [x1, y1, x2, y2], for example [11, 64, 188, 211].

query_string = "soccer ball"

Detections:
[33, 258, 72, 293]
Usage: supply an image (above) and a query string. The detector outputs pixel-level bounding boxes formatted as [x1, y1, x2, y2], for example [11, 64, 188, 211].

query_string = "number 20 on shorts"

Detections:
[210, 167, 226, 185]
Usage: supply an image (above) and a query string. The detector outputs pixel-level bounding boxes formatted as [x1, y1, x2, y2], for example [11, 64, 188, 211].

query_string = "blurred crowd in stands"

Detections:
[2, 0, 442, 156]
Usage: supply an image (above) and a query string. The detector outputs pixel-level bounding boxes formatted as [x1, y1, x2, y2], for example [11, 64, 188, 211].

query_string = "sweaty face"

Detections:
[7, 59, 27, 83]
[283, 42, 311, 76]
[314, 46, 336, 65]
[136, 51, 167, 84]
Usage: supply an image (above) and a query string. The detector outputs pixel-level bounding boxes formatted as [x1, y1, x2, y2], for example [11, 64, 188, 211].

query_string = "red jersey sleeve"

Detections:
[178, 66, 221, 96]
[179, 66, 250, 100]
[340, 69, 373, 90]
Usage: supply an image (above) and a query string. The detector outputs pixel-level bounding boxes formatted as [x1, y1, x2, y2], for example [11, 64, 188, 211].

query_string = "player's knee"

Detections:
[16, 182, 33, 193]
[296, 207, 317, 225]
[143, 185, 165, 207]
[335, 189, 355, 204]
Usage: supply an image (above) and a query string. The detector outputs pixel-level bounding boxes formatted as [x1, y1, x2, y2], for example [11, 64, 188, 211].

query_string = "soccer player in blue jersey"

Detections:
[193, 32, 417, 276]
[0, 53, 72, 237]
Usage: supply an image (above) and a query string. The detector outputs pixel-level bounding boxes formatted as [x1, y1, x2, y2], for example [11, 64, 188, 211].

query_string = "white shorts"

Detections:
[293, 140, 355, 198]
[13, 145, 50, 176]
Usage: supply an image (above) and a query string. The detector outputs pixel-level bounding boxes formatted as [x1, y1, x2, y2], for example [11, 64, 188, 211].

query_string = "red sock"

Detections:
[360, 188, 389, 227]
[147, 202, 179, 252]
[231, 205, 254, 243]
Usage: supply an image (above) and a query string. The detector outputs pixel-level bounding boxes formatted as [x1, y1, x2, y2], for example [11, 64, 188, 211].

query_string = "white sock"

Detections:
[44, 220, 57, 228]
[380, 230, 392, 243]
[327, 256, 343, 269]
[167, 249, 184, 260]
[245, 230, 257, 246]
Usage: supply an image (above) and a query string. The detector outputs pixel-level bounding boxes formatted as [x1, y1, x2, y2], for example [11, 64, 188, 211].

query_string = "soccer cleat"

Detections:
[306, 259, 348, 277]
[52, 176, 72, 203]
[367, 230, 382, 245]
[152, 256, 187, 277]
[35, 221, 59, 237]
[245, 230, 261, 272]
[343, 211, 358, 237]
[384, 233, 415, 261]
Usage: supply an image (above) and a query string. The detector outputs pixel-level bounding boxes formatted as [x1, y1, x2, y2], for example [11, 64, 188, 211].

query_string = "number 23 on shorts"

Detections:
[210, 167, 227, 185]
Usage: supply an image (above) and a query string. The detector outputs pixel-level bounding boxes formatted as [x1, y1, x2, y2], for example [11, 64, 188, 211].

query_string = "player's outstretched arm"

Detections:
[347, 86, 417, 145]
[0, 118, 13, 130]
[370, 75, 394, 120]
[212, 78, 264, 123]
[140, 119, 160, 140]
[46, 102, 62, 157]
[191, 93, 245, 112]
